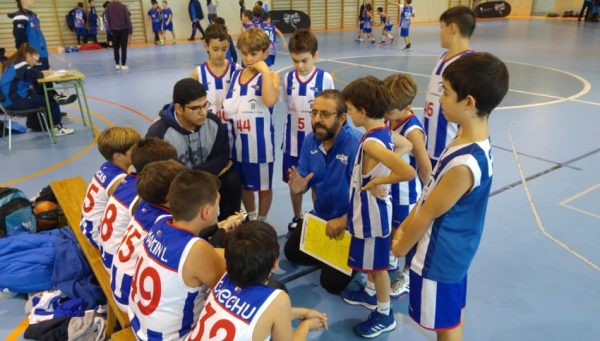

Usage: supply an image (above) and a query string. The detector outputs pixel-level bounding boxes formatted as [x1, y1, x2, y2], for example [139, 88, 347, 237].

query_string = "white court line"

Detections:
[559, 183, 600, 219]
[507, 125, 600, 273]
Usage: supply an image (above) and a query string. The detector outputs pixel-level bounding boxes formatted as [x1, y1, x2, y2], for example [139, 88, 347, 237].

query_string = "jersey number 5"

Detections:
[83, 183, 99, 213]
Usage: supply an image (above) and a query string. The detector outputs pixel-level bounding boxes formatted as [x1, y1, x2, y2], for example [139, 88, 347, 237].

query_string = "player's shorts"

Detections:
[265, 54, 276, 67]
[152, 22, 162, 33]
[359, 21, 365, 30]
[363, 27, 372, 34]
[391, 203, 415, 228]
[384, 25, 393, 32]
[89, 27, 97, 36]
[400, 27, 410, 37]
[233, 161, 274, 191]
[282, 153, 300, 183]
[75, 27, 87, 36]
[348, 234, 390, 271]
[409, 270, 467, 331]
[162, 23, 173, 31]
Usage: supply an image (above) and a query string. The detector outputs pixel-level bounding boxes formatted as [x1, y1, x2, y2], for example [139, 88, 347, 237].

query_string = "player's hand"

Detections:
[299, 308, 327, 323]
[363, 182, 389, 200]
[325, 216, 346, 239]
[220, 211, 245, 231]
[288, 166, 314, 194]
[301, 316, 328, 332]
[250, 61, 270, 74]
[218, 160, 233, 177]
[361, 177, 383, 192]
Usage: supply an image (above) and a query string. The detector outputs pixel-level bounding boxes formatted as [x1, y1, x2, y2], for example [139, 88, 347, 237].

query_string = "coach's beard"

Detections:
[313, 121, 340, 142]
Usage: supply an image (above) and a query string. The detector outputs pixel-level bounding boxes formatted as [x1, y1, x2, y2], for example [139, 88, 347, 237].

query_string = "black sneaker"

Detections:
[55, 94, 77, 105]
[286, 216, 302, 238]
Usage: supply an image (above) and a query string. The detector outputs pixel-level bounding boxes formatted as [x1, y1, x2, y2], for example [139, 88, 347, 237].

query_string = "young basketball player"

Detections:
[361, 3, 376, 44]
[129, 169, 226, 340]
[424, 6, 476, 167]
[241, 10, 255, 32]
[147, 0, 163, 45]
[190, 24, 239, 150]
[111, 159, 184, 312]
[260, 12, 287, 66]
[376, 7, 395, 44]
[282, 29, 334, 233]
[223, 28, 280, 222]
[80, 127, 141, 249]
[393, 52, 509, 341]
[186, 221, 328, 340]
[383, 73, 432, 299]
[99, 138, 177, 272]
[161, 1, 176, 44]
[396, 0, 415, 49]
[340, 76, 415, 338]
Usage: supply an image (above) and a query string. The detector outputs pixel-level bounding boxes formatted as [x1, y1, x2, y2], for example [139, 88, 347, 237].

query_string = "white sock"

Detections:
[388, 34, 393, 39]
[377, 301, 391, 315]
[364, 281, 376, 296]
[257, 215, 267, 222]
[247, 211, 258, 221]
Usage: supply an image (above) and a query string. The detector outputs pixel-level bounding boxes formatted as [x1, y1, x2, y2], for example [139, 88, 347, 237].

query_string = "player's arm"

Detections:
[253, 61, 280, 107]
[406, 129, 432, 184]
[392, 165, 473, 257]
[183, 240, 226, 288]
[275, 27, 287, 49]
[266, 293, 294, 341]
[392, 131, 412, 156]
[361, 140, 415, 191]
[189, 67, 199, 81]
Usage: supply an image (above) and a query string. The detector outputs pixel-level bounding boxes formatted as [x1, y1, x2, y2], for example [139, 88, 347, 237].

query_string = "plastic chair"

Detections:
[0, 101, 52, 150]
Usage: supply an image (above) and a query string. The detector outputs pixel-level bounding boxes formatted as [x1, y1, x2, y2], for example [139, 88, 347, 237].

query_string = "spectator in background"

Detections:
[88, 0, 99, 42]
[102, 1, 112, 47]
[578, 0, 593, 21]
[188, 0, 205, 40]
[72, 2, 87, 45]
[105, 0, 132, 71]
[207, 0, 218, 24]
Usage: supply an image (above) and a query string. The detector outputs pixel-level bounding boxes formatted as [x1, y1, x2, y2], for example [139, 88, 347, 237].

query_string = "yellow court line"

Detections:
[507, 125, 600, 273]
[5, 317, 28, 341]
[0, 107, 113, 188]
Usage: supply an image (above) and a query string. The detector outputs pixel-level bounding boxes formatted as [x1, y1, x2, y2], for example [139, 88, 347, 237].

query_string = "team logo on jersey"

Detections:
[251, 84, 261, 92]
[249, 99, 257, 111]
[336, 153, 349, 165]
[308, 100, 314, 109]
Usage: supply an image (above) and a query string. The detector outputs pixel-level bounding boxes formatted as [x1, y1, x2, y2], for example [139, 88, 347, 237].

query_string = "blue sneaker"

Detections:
[354, 309, 396, 338]
[341, 288, 377, 310]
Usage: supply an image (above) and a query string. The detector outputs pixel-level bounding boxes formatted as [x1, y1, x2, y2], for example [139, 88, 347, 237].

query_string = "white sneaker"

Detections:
[388, 253, 399, 271]
[53, 124, 74, 136]
[390, 269, 410, 299]
[115, 64, 121, 71]
[121, 65, 129, 71]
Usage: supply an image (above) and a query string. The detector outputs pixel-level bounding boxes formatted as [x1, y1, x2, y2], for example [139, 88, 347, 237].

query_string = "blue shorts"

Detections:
[348, 234, 390, 271]
[233, 161, 274, 191]
[282, 153, 299, 183]
[265, 54, 276, 66]
[75, 27, 87, 36]
[400, 27, 410, 37]
[162, 23, 173, 31]
[409, 270, 467, 331]
[392, 203, 415, 228]
[384, 25, 393, 32]
[363, 27, 372, 34]
[152, 22, 162, 33]
[359, 22, 365, 30]
[89, 27, 97, 36]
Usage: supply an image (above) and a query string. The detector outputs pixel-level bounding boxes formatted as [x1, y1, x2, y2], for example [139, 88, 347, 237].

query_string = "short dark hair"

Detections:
[365, 3, 372, 11]
[205, 23, 230, 43]
[242, 9, 253, 19]
[256, 1, 263, 5]
[406, 0, 413, 5]
[377, 7, 383, 12]
[78, 2, 84, 7]
[224, 221, 279, 288]
[440, 6, 476, 38]
[342, 76, 390, 119]
[213, 16, 226, 26]
[288, 29, 318, 56]
[261, 12, 270, 21]
[316, 89, 347, 116]
[131, 138, 178, 172]
[442, 52, 509, 117]
[137, 160, 185, 205]
[168, 170, 221, 221]
[173, 78, 207, 106]
[252, 6, 263, 18]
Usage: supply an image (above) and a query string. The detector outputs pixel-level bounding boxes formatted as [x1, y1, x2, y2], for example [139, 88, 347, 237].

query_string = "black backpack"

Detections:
[0, 187, 36, 237]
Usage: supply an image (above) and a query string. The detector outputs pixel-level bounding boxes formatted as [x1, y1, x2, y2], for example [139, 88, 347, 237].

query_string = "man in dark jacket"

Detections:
[188, 0, 205, 40]
[146, 78, 241, 220]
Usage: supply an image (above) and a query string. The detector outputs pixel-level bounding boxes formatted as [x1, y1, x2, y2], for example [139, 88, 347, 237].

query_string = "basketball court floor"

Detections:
[1, 17, 599, 340]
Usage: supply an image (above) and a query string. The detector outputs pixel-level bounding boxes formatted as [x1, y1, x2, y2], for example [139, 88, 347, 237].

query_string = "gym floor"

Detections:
[1, 17, 599, 340]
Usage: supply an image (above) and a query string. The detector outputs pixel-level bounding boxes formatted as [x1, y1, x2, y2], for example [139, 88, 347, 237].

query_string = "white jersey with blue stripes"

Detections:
[197, 61, 239, 151]
[223, 69, 275, 163]
[400, 5, 414, 28]
[129, 218, 209, 340]
[348, 127, 395, 239]
[410, 139, 493, 283]
[282, 68, 334, 157]
[389, 114, 424, 217]
[423, 50, 474, 160]
[186, 274, 282, 341]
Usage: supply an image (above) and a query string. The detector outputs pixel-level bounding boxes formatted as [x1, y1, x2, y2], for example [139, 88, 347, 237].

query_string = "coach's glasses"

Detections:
[311, 109, 338, 119]
[185, 101, 211, 112]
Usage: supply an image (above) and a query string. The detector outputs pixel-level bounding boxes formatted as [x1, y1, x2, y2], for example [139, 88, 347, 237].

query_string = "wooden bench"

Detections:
[50, 177, 135, 340]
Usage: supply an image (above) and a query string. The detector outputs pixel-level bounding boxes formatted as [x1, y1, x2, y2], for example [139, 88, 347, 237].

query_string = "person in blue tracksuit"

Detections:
[188, 0, 205, 40]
